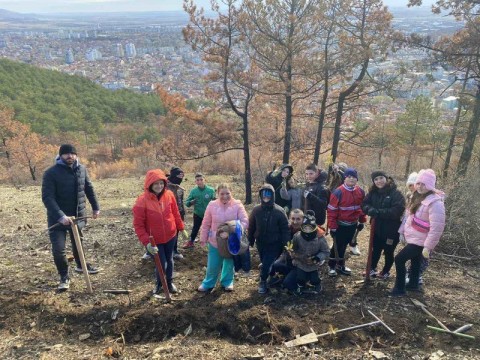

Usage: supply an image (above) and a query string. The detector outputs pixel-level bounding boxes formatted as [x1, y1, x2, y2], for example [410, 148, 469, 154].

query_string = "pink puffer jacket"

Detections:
[200, 198, 249, 248]
[399, 193, 445, 251]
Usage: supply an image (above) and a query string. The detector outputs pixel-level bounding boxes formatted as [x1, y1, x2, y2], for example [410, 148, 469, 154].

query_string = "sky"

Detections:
[0, 0, 437, 14]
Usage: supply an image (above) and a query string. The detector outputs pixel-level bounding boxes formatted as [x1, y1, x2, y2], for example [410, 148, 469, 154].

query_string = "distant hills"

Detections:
[0, 9, 37, 21]
[0, 59, 165, 136]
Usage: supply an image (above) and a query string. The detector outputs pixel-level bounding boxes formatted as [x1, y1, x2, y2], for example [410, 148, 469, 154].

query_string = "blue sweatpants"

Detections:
[201, 244, 235, 289]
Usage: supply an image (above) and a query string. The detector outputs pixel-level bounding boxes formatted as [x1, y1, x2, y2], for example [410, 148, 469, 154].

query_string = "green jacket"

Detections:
[185, 185, 216, 217]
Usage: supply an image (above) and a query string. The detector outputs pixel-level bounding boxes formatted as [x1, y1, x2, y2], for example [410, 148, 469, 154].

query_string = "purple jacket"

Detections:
[399, 193, 445, 251]
[200, 198, 249, 248]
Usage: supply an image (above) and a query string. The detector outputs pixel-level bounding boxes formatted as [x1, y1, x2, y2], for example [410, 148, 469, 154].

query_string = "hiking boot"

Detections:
[405, 284, 422, 292]
[197, 284, 212, 293]
[223, 284, 234, 292]
[378, 271, 390, 280]
[182, 242, 194, 249]
[168, 283, 178, 294]
[258, 280, 268, 294]
[75, 263, 100, 274]
[388, 287, 406, 297]
[337, 266, 352, 275]
[173, 252, 184, 260]
[58, 276, 70, 291]
[349, 245, 361, 256]
[328, 267, 337, 277]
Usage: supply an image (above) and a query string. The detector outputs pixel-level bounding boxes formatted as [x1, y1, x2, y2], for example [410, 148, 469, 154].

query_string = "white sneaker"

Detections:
[173, 253, 184, 260]
[349, 245, 361, 256]
[328, 268, 337, 277]
[142, 252, 152, 260]
[58, 276, 70, 290]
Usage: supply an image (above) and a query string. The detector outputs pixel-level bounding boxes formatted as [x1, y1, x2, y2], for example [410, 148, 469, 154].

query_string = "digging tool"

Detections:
[70, 217, 93, 293]
[103, 289, 132, 294]
[46, 216, 90, 232]
[365, 218, 376, 282]
[411, 298, 449, 331]
[329, 232, 343, 263]
[285, 310, 394, 347]
[453, 324, 473, 333]
[426, 326, 475, 340]
[149, 234, 171, 302]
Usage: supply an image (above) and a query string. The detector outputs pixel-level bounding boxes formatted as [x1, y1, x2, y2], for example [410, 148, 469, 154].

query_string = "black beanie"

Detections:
[301, 210, 317, 241]
[59, 144, 77, 156]
[168, 166, 184, 185]
[371, 170, 387, 182]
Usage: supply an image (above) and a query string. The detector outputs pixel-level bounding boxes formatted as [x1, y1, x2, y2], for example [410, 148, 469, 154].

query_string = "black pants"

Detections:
[155, 237, 176, 285]
[174, 213, 185, 253]
[49, 227, 84, 278]
[371, 234, 399, 274]
[257, 243, 283, 281]
[296, 268, 320, 287]
[328, 224, 357, 268]
[189, 214, 203, 242]
[394, 244, 423, 290]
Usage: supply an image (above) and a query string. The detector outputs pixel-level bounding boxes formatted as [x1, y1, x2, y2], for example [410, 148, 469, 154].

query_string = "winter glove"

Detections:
[399, 234, 407, 245]
[59, 216, 73, 226]
[146, 243, 159, 255]
[367, 208, 379, 217]
[356, 223, 365, 232]
[180, 229, 189, 240]
[422, 248, 430, 259]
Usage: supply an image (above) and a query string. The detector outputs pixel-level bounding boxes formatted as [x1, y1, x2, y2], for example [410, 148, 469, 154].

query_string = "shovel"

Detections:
[149, 235, 171, 302]
[70, 217, 93, 293]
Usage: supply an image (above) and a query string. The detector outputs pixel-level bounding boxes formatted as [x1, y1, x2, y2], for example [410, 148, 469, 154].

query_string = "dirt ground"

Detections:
[0, 175, 479, 360]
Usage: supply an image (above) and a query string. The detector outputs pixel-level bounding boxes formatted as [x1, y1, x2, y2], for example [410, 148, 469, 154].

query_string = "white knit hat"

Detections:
[406, 172, 418, 186]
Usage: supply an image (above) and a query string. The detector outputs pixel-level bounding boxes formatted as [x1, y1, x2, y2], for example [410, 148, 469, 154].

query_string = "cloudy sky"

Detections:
[0, 0, 437, 14]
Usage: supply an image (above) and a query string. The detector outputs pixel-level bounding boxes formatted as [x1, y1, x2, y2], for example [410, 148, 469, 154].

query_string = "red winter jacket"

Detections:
[133, 169, 185, 246]
[327, 184, 366, 231]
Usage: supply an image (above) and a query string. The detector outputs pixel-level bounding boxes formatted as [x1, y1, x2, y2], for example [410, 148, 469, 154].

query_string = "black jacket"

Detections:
[361, 179, 405, 241]
[42, 158, 99, 229]
[265, 164, 293, 209]
[303, 170, 330, 226]
[248, 184, 290, 249]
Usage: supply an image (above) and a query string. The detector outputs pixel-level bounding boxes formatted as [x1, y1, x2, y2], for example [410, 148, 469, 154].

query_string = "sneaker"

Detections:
[173, 252, 184, 260]
[337, 266, 352, 276]
[142, 252, 153, 260]
[197, 284, 212, 293]
[418, 276, 424, 285]
[75, 263, 100, 274]
[378, 271, 390, 280]
[58, 276, 70, 290]
[258, 280, 268, 294]
[182, 242, 194, 249]
[168, 283, 178, 294]
[294, 286, 303, 296]
[153, 282, 162, 295]
[328, 267, 337, 277]
[364, 269, 377, 278]
[388, 287, 406, 297]
[223, 284, 234, 292]
[349, 245, 361, 256]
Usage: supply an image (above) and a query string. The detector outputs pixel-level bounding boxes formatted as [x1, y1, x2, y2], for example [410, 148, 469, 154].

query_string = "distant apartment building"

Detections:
[86, 48, 102, 61]
[65, 48, 74, 64]
[115, 43, 124, 58]
[125, 43, 136, 58]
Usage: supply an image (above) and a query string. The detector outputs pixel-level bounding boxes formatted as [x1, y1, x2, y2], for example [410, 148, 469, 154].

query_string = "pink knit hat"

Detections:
[416, 169, 436, 191]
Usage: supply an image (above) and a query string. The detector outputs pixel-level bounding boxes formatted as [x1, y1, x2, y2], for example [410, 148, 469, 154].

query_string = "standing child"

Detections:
[133, 169, 187, 295]
[327, 168, 366, 276]
[248, 184, 290, 294]
[183, 173, 215, 249]
[303, 163, 330, 226]
[166, 166, 187, 260]
[389, 169, 445, 296]
[362, 170, 406, 279]
[265, 164, 294, 210]
[290, 210, 330, 294]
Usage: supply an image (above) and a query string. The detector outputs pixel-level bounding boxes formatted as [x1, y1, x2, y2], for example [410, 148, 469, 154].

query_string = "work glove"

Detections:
[180, 229, 189, 240]
[356, 223, 365, 232]
[146, 243, 158, 255]
[399, 234, 407, 245]
[303, 190, 310, 199]
[367, 208, 379, 217]
[422, 248, 430, 259]
[59, 216, 72, 226]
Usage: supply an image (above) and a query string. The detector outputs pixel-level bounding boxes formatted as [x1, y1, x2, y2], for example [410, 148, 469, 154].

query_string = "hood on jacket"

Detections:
[314, 169, 328, 184]
[55, 155, 79, 169]
[259, 183, 275, 206]
[144, 169, 168, 193]
[280, 163, 293, 175]
[168, 166, 184, 185]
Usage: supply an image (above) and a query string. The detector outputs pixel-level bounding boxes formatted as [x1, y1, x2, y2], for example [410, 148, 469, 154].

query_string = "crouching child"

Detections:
[290, 210, 330, 295]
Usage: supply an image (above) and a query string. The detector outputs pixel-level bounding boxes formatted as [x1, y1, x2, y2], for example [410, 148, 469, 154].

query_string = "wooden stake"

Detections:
[70, 217, 93, 293]
[427, 326, 475, 340]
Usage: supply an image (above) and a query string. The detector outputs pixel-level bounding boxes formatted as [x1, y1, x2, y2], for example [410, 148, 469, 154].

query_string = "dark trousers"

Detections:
[257, 243, 283, 281]
[296, 268, 320, 287]
[394, 244, 423, 290]
[233, 248, 251, 272]
[50, 227, 84, 278]
[155, 237, 176, 285]
[271, 257, 293, 277]
[189, 214, 203, 242]
[174, 213, 185, 253]
[371, 234, 399, 274]
[328, 224, 357, 268]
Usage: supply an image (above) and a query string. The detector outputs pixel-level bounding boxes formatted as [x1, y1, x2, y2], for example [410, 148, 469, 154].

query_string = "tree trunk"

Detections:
[242, 113, 252, 204]
[457, 85, 480, 176]
[283, 66, 293, 164]
[314, 82, 328, 165]
[331, 93, 346, 163]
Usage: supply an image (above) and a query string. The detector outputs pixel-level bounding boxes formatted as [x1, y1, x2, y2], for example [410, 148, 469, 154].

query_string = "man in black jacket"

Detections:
[248, 184, 290, 294]
[42, 144, 100, 290]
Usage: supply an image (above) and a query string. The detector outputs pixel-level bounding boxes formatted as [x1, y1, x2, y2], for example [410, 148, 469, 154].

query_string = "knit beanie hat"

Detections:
[344, 168, 358, 180]
[168, 166, 184, 185]
[59, 144, 77, 156]
[416, 169, 436, 191]
[301, 210, 317, 241]
[371, 170, 387, 182]
[406, 172, 418, 186]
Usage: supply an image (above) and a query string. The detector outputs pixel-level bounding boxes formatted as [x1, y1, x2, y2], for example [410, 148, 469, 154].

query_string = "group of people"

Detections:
[42, 144, 446, 298]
